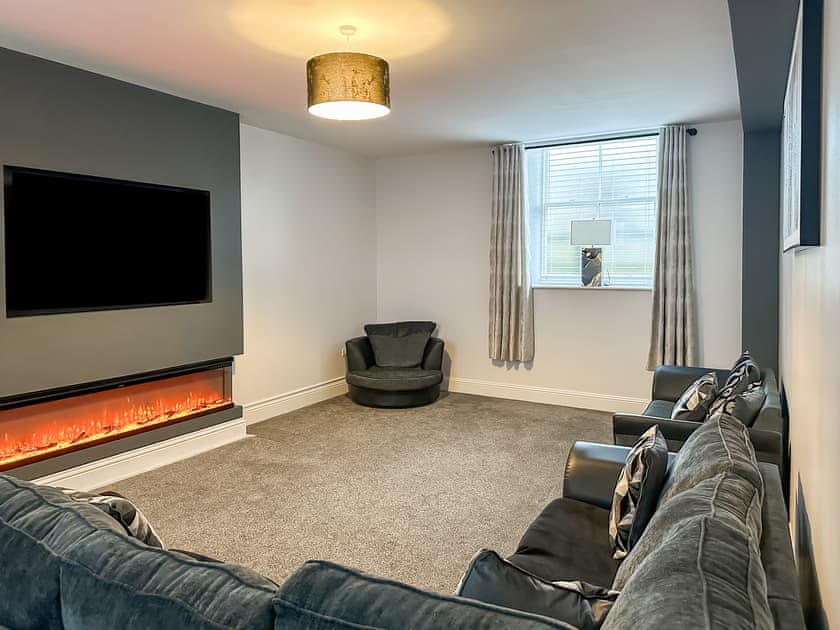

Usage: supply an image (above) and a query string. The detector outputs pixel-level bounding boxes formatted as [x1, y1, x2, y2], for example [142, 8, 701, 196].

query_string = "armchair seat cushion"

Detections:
[507, 497, 618, 587]
[642, 400, 674, 419]
[346, 367, 443, 392]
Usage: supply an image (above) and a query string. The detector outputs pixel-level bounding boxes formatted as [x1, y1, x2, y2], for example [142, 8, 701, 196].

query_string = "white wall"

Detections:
[374, 120, 743, 411]
[236, 124, 376, 420]
[690, 120, 744, 369]
[781, 0, 840, 624]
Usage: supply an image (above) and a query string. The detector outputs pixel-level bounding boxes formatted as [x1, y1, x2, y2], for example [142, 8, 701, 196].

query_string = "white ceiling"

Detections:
[0, 0, 740, 157]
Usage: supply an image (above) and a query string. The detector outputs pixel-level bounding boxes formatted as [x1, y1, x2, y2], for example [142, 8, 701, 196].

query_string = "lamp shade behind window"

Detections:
[570, 219, 612, 246]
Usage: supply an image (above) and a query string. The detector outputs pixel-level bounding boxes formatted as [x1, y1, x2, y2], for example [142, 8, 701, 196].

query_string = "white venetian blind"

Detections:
[526, 135, 658, 287]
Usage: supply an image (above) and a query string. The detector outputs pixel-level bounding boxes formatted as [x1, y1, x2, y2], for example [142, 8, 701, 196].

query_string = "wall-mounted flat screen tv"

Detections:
[3, 166, 211, 317]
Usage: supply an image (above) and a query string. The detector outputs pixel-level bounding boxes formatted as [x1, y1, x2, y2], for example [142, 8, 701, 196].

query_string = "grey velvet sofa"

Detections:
[345, 321, 444, 408]
[0, 473, 573, 630]
[613, 365, 785, 467]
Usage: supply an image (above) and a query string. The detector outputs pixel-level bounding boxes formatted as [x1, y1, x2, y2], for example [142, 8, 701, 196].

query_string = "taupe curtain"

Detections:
[489, 143, 534, 362]
[647, 126, 698, 370]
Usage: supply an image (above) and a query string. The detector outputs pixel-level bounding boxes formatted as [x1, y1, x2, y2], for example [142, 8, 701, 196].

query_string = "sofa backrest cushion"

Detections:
[657, 413, 763, 507]
[0, 474, 277, 630]
[0, 474, 127, 629]
[364, 321, 436, 368]
[611, 472, 762, 590]
[600, 516, 772, 630]
[274, 560, 577, 629]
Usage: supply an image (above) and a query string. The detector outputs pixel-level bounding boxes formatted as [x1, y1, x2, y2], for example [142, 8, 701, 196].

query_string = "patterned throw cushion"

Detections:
[609, 425, 668, 560]
[670, 372, 718, 421]
[62, 489, 164, 548]
[456, 549, 618, 630]
[717, 381, 766, 426]
[364, 321, 436, 368]
[710, 351, 761, 416]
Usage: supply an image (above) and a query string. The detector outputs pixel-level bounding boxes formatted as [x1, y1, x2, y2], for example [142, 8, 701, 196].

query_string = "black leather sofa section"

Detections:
[613, 365, 785, 466]
[345, 336, 444, 407]
[501, 440, 804, 629]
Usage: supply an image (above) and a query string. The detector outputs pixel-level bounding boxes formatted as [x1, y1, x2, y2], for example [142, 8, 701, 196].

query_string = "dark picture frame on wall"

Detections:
[782, 0, 823, 252]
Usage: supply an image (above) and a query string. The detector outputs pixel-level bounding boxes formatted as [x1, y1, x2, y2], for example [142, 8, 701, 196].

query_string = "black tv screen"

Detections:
[3, 166, 211, 317]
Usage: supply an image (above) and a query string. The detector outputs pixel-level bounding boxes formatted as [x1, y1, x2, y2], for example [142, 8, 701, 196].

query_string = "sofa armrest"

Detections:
[613, 414, 701, 446]
[562, 441, 630, 510]
[422, 337, 444, 371]
[651, 365, 730, 402]
[613, 414, 784, 467]
[345, 337, 374, 372]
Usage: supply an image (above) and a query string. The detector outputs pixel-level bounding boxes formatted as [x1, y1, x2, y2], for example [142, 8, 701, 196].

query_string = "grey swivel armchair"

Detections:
[345, 321, 444, 408]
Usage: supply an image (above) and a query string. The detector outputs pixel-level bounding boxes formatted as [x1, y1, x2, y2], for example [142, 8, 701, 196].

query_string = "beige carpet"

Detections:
[108, 392, 612, 593]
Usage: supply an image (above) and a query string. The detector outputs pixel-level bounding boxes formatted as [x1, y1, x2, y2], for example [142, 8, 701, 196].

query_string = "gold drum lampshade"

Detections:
[306, 52, 390, 120]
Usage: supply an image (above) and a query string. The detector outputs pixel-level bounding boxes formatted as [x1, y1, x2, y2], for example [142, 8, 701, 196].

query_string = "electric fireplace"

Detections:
[0, 359, 235, 477]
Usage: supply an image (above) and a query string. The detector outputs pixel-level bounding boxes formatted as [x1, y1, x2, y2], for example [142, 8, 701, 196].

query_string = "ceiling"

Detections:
[0, 0, 740, 157]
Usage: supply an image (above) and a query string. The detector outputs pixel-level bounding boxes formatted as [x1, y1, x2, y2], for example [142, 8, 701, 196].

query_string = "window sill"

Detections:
[532, 284, 653, 292]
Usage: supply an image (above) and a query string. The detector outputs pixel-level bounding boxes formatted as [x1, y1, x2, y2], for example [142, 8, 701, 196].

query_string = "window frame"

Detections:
[526, 132, 659, 291]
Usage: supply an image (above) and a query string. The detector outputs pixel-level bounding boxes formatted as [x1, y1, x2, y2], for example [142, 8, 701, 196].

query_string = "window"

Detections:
[526, 135, 658, 288]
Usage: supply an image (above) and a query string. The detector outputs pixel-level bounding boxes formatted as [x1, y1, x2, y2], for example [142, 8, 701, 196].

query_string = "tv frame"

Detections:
[2, 165, 213, 318]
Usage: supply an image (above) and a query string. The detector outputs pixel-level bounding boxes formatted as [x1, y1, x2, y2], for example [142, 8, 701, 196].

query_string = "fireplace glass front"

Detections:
[0, 365, 233, 471]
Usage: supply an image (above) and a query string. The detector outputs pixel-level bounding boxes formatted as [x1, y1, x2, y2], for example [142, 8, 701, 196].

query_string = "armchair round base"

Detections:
[347, 384, 441, 408]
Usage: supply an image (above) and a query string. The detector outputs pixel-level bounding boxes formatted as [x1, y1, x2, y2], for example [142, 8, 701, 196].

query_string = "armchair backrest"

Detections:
[363, 321, 436, 368]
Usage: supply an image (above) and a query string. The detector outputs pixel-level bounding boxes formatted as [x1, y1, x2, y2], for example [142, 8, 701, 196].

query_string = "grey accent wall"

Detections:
[741, 130, 781, 371]
[0, 47, 243, 398]
[728, 0, 799, 372]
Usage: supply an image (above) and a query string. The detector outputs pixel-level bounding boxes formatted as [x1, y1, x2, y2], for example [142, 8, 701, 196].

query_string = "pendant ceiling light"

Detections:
[306, 25, 391, 121]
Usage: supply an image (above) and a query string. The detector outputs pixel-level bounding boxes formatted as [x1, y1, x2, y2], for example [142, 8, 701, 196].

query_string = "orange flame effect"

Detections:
[1, 369, 231, 470]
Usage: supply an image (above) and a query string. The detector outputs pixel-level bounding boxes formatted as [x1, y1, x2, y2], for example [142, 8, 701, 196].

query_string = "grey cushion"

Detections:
[508, 497, 618, 586]
[658, 413, 763, 507]
[612, 472, 763, 590]
[601, 516, 773, 630]
[456, 549, 618, 630]
[608, 426, 668, 560]
[670, 372, 718, 421]
[346, 367, 443, 391]
[0, 474, 277, 630]
[641, 399, 674, 418]
[364, 321, 436, 368]
[717, 381, 766, 427]
[274, 560, 575, 629]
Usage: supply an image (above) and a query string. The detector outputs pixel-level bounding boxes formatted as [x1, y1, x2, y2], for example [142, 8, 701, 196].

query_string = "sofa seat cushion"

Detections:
[658, 413, 763, 507]
[508, 497, 618, 587]
[347, 366, 443, 392]
[274, 560, 575, 629]
[641, 399, 674, 419]
[0, 474, 277, 630]
[612, 472, 763, 590]
[600, 516, 772, 630]
[457, 549, 618, 629]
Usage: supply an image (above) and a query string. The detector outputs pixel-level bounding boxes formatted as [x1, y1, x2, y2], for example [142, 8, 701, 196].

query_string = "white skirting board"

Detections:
[447, 377, 647, 414]
[33, 417, 248, 491]
[243, 377, 347, 425]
